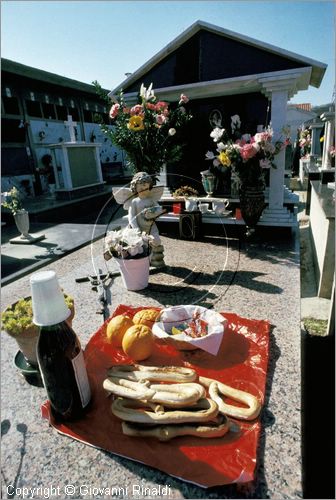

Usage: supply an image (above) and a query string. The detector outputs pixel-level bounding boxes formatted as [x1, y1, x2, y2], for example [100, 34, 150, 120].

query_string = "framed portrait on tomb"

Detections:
[209, 109, 222, 128]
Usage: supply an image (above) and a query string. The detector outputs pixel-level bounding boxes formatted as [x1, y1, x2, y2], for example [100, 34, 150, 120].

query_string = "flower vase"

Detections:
[239, 186, 265, 237]
[201, 172, 216, 197]
[13, 209, 30, 239]
[115, 256, 150, 291]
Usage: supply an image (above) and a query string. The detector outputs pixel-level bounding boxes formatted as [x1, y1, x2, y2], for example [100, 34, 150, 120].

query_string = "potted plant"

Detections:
[1, 294, 75, 367]
[1, 187, 30, 239]
[104, 227, 153, 291]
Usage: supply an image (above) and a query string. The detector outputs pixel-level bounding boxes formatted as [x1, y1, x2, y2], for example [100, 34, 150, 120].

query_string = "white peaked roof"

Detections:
[110, 20, 327, 96]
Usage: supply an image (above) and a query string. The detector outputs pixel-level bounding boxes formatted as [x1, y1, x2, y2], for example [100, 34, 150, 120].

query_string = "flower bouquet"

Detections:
[205, 114, 290, 234]
[1, 187, 23, 215]
[298, 128, 311, 158]
[104, 227, 154, 260]
[1, 187, 32, 240]
[205, 114, 290, 189]
[94, 81, 192, 178]
[104, 227, 154, 291]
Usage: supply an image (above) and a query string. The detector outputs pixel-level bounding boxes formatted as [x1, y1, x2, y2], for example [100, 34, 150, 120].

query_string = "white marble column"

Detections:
[268, 89, 288, 209]
[321, 111, 335, 170]
[259, 75, 300, 225]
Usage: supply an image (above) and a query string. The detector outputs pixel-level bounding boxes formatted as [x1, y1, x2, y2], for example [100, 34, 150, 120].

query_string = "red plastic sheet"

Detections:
[41, 304, 270, 488]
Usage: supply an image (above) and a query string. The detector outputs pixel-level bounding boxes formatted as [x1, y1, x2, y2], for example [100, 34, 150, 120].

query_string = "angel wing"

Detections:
[112, 187, 135, 210]
[148, 185, 164, 202]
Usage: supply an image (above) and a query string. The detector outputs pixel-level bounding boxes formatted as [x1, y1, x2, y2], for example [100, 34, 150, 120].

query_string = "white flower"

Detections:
[168, 128, 176, 136]
[216, 142, 225, 151]
[105, 226, 151, 259]
[205, 151, 215, 160]
[128, 245, 141, 256]
[241, 133, 251, 142]
[210, 127, 224, 143]
[253, 133, 263, 143]
[179, 93, 189, 105]
[140, 83, 155, 101]
[231, 114, 241, 133]
[1, 192, 9, 203]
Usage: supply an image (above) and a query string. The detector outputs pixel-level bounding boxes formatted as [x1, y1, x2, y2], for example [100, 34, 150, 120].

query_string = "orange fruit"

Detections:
[132, 309, 160, 329]
[106, 314, 134, 347]
[122, 324, 154, 361]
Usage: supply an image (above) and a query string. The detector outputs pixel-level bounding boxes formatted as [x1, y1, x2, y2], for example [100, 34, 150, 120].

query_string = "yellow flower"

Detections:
[320, 136, 324, 142]
[218, 151, 231, 167]
[127, 115, 144, 131]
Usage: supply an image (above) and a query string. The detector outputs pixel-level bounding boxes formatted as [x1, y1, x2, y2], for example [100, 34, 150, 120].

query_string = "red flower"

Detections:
[155, 101, 168, 111]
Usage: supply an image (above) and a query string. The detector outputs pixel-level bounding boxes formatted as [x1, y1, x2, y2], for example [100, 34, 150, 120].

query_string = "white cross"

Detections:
[64, 115, 77, 142]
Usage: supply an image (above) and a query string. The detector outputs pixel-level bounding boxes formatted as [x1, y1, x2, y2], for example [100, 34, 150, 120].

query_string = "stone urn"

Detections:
[13, 209, 30, 239]
[239, 185, 266, 236]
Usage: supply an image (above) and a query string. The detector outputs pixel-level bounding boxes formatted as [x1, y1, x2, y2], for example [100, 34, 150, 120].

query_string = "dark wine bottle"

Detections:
[37, 321, 91, 421]
[30, 270, 91, 422]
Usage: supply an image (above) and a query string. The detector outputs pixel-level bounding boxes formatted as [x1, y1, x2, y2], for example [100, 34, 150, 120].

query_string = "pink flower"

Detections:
[156, 114, 167, 126]
[179, 94, 189, 105]
[130, 104, 144, 116]
[146, 103, 156, 111]
[254, 131, 272, 143]
[240, 143, 258, 161]
[109, 103, 120, 119]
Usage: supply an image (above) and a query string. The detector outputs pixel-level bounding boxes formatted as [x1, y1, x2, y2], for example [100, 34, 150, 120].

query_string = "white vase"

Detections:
[14, 209, 30, 239]
[115, 256, 150, 291]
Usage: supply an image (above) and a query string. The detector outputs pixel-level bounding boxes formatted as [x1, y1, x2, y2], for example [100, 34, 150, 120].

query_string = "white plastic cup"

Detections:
[30, 270, 70, 326]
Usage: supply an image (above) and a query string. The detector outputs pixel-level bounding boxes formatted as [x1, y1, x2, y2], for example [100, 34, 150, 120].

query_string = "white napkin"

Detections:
[152, 305, 227, 356]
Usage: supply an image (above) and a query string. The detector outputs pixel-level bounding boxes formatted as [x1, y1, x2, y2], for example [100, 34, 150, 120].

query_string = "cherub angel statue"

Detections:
[112, 172, 166, 267]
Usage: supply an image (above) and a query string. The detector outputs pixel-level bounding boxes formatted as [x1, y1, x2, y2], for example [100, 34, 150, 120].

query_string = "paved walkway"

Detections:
[2, 185, 331, 322]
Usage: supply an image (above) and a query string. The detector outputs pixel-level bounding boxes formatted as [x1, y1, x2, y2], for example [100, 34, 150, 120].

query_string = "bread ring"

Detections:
[111, 397, 218, 424]
[107, 364, 197, 383]
[103, 377, 155, 401]
[148, 382, 206, 407]
[121, 414, 230, 441]
[199, 376, 261, 421]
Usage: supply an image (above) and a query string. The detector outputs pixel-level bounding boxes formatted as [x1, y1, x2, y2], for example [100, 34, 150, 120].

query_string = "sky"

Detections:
[1, 1, 335, 106]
